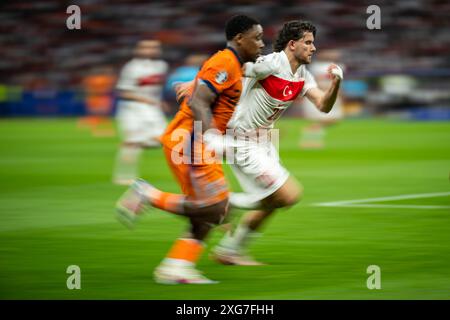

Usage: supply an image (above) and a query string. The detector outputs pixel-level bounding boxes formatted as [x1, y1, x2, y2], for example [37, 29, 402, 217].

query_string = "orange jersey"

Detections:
[160, 47, 243, 201]
[161, 47, 243, 150]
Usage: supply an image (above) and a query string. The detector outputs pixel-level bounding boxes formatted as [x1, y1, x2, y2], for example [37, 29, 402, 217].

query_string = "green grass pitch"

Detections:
[0, 118, 449, 299]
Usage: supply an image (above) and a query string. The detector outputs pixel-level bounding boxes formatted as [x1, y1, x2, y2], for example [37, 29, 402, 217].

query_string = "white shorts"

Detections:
[229, 138, 290, 202]
[116, 100, 167, 146]
[301, 98, 344, 121]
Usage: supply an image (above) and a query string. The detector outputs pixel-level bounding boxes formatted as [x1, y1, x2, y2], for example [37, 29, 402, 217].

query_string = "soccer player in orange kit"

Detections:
[116, 15, 264, 284]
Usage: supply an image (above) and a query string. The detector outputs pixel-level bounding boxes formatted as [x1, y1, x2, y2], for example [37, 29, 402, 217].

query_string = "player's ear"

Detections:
[234, 33, 244, 45]
[288, 40, 296, 51]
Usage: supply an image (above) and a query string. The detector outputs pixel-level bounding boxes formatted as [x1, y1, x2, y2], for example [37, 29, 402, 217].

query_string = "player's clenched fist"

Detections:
[174, 80, 194, 103]
[328, 64, 343, 80]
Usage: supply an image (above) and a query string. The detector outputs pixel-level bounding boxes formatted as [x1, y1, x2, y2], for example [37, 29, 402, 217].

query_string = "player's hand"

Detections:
[174, 80, 194, 103]
[328, 64, 343, 81]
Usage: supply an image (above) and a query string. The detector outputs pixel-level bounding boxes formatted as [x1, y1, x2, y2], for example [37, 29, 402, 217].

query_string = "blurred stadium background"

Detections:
[0, 0, 449, 299]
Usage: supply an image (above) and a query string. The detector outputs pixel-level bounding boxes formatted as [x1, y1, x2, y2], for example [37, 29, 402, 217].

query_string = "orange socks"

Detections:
[165, 238, 204, 265]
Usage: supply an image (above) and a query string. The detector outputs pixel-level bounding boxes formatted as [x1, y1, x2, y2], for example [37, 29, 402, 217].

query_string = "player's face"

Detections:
[294, 32, 316, 64]
[239, 24, 265, 62]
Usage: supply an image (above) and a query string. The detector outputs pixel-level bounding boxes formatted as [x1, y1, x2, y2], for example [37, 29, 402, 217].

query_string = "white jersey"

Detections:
[116, 58, 168, 145]
[116, 58, 168, 105]
[228, 51, 317, 132]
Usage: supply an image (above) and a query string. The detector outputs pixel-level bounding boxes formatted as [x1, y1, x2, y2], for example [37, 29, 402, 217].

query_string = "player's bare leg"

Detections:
[116, 173, 228, 283]
[116, 176, 229, 283]
[213, 176, 303, 265]
[116, 174, 229, 227]
[154, 199, 228, 284]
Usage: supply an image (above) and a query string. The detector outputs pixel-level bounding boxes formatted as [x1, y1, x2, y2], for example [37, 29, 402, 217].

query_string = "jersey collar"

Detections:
[226, 46, 244, 66]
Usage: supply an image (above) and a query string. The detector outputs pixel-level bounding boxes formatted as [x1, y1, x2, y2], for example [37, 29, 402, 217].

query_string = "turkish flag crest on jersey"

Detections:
[259, 75, 304, 102]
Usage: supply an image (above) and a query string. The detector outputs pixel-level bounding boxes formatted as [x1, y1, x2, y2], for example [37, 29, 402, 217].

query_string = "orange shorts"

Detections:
[163, 144, 229, 206]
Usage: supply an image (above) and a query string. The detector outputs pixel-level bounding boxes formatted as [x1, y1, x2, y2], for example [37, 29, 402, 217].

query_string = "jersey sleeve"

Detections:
[197, 57, 239, 95]
[243, 54, 280, 80]
[301, 69, 318, 96]
[116, 62, 136, 91]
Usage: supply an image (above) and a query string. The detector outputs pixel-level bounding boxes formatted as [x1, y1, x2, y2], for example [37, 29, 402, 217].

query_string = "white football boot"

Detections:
[211, 246, 265, 266]
[154, 263, 218, 285]
[115, 179, 153, 228]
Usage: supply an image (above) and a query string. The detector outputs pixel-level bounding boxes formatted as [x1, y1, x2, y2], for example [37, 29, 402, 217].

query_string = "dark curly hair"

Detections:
[273, 20, 316, 52]
[225, 15, 260, 41]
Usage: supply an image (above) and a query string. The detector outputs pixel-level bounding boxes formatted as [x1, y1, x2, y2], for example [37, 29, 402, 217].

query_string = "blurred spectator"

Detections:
[163, 53, 208, 114]
[113, 40, 169, 185]
[79, 66, 116, 136]
[0, 0, 449, 117]
[298, 50, 345, 149]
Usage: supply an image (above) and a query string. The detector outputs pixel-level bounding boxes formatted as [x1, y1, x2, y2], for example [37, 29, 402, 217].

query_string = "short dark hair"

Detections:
[273, 20, 316, 52]
[225, 15, 260, 41]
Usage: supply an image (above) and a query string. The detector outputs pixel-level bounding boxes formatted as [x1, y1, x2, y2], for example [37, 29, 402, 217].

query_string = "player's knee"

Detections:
[294, 184, 304, 203]
[277, 185, 303, 208]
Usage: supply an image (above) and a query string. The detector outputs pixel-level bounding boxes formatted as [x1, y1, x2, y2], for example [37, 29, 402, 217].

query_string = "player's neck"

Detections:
[284, 50, 302, 74]
[226, 42, 244, 64]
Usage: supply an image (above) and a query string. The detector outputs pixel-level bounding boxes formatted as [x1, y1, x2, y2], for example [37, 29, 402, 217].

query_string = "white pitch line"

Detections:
[314, 204, 450, 209]
[312, 191, 450, 209]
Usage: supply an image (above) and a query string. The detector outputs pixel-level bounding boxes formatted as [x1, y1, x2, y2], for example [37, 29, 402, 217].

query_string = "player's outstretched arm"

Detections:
[243, 62, 273, 79]
[243, 55, 280, 79]
[305, 64, 343, 113]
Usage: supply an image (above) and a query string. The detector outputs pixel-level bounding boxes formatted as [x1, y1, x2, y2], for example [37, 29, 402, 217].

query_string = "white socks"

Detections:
[218, 224, 253, 252]
[222, 193, 264, 252]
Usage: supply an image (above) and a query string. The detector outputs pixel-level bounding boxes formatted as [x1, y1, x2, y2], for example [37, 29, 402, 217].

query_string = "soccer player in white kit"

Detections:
[211, 21, 344, 265]
[299, 49, 345, 149]
[113, 40, 169, 185]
